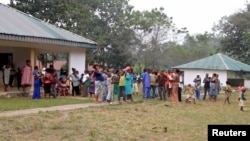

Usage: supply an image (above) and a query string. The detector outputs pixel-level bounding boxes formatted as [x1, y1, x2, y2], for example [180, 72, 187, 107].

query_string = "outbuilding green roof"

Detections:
[172, 53, 250, 72]
[0, 3, 96, 48]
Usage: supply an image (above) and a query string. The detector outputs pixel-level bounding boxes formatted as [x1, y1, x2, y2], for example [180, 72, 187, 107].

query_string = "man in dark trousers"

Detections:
[202, 73, 210, 100]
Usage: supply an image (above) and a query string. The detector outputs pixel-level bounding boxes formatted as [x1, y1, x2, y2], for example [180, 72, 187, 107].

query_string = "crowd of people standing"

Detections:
[1, 61, 247, 111]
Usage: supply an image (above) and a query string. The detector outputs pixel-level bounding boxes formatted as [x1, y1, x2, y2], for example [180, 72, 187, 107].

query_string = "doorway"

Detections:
[0, 53, 13, 87]
[0, 53, 13, 68]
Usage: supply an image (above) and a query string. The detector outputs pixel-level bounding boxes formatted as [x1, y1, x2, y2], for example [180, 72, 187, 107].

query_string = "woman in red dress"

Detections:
[171, 69, 180, 103]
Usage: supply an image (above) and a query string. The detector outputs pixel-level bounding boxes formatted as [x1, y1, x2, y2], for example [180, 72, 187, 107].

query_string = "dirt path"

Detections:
[0, 102, 112, 117]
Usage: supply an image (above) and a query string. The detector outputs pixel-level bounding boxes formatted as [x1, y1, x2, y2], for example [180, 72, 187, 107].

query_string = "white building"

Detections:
[0, 3, 96, 89]
[172, 53, 250, 87]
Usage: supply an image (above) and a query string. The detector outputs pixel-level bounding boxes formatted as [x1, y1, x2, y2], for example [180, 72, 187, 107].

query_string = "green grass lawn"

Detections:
[0, 92, 249, 141]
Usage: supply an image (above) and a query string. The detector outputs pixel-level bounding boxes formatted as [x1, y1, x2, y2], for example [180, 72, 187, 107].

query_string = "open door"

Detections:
[0, 53, 13, 68]
[0, 53, 13, 87]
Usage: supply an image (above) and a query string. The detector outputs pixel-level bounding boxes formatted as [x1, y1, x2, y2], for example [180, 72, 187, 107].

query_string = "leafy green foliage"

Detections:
[213, 4, 250, 64]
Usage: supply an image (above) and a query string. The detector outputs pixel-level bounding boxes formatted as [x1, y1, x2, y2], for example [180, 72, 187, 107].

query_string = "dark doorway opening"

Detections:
[0, 53, 13, 68]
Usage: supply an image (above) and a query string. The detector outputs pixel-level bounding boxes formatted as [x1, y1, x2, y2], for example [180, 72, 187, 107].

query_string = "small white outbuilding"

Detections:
[172, 53, 250, 87]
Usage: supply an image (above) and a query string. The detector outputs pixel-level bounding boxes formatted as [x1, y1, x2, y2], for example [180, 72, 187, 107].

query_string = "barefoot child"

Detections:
[223, 81, 232, 104]
[184, 84, 196, 104]
[239, 88, 247, 111]
[238, 83, 245, 102]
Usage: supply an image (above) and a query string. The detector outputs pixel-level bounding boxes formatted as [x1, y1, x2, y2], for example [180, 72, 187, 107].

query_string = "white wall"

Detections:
[181, 69, 228, 87]
[13, 48, 31, 68]
[244, 80, 250, 89]
[68, 48, 86, 75]
[0, 47, 30, 68]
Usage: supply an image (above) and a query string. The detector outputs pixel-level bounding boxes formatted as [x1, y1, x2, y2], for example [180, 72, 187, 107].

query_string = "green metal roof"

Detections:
[0, 3, 96, 48]
[172, 53, 250, 72]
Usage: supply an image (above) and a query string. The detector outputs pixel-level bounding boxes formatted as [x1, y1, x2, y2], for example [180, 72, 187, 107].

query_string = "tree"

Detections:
[213, 4, 250, 64]
[130, 7, 188, 69]
[10, 0, 137, 68]
[182, 33, 221, 60]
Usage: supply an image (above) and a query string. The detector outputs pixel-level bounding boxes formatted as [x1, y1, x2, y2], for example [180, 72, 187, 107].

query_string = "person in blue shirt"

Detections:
[92, 64, 104, 103]
[142, 69, 150, 100]
[32, 66, 41, 99]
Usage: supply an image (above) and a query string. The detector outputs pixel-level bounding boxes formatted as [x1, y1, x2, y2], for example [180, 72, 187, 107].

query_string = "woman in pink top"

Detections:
[21, 60, 32, 95]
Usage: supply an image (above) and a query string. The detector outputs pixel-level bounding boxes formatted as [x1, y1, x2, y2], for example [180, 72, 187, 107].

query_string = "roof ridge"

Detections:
[218, 53, 229, 70]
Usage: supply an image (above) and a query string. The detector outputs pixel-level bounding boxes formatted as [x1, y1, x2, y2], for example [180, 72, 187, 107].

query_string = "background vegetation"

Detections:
[8, 0, 250, 71]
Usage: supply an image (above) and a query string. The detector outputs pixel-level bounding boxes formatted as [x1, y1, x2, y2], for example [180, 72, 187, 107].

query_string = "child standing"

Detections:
[58, 78, 68, 96]
[223, 81, 232, 104]
[184, 84, 196, 104]
[239, 88, 247, 111]
[238, 83, 245, 102]
[65, 77, 71, 94]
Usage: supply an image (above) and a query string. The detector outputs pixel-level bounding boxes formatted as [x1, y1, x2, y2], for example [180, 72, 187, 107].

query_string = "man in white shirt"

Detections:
[178, 71, 184, 102]
[69, 68, 80, 96]
[193, 74, 201, 100]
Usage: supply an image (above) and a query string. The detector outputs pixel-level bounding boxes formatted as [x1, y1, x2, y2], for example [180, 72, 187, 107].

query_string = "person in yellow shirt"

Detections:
[118, 71, 126, 103]
[184, 84, 196, 104]
[223, 81, 232, 105]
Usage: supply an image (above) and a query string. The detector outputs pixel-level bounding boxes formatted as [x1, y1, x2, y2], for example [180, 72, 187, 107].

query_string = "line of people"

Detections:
[31, 64, 248, 111]
[141, 68, 183, 103]
[63, 64, 144, 104]
[81, 67, 184, 104]
[4, 60, 246, 111]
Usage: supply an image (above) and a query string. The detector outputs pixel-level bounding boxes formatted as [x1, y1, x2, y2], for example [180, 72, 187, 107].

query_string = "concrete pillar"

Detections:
[68, 49, 86, 75]
[29, 48, 35, 95]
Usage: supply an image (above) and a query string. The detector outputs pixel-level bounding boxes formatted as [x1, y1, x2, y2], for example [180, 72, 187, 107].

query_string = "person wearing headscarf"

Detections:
[125, 66, 134, 102]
